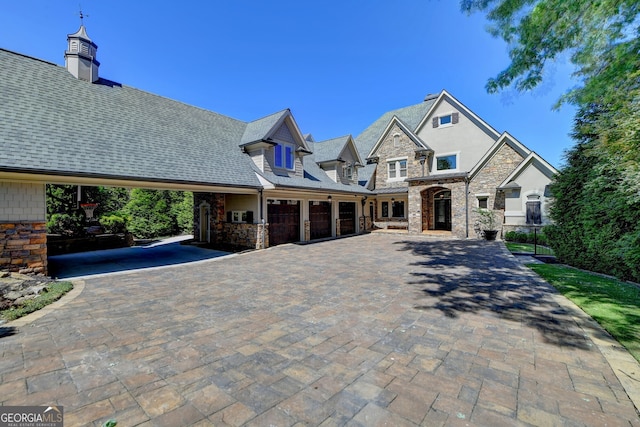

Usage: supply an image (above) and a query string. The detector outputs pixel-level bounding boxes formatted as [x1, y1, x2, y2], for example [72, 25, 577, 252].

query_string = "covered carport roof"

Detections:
[0, 48, 262, 192]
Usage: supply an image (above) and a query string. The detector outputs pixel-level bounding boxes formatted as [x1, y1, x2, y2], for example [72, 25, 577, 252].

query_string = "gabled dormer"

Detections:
[367, 116, 432, 189]
[313, 135, 364, 184]
[240, 109, 311, 178]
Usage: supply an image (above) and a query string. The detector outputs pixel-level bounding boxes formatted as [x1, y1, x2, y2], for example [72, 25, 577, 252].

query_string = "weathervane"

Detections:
[78, 6, 89, 25]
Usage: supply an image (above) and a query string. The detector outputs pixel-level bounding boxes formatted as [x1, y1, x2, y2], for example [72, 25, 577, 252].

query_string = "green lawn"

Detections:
[528, 263, 640, 363]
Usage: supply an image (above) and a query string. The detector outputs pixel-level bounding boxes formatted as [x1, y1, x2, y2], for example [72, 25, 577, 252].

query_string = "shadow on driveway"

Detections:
[395, 239, 600, 350]
[48, 236, 232, 279]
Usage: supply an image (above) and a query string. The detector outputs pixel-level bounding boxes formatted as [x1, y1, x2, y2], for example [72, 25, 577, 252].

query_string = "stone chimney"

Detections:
[64, 25, 100, 82]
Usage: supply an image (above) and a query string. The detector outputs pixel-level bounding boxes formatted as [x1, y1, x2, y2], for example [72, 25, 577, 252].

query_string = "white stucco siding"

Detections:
[503, 164, 554, 225]
[0, 182, 46, 221]
[417, 100, 497, 173]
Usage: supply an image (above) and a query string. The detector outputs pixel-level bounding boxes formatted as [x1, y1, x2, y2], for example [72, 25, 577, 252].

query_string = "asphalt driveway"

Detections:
[1, 234, 638, 426]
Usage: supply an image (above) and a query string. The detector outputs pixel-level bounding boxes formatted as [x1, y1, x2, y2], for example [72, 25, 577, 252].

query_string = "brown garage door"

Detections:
[339, 202, 356, 235]
[268, 200, 300, 246]
[309, 201, 331, 240]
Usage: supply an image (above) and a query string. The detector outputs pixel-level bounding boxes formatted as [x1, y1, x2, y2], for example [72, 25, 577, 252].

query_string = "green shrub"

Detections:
[504, 230, 548, 246]
[100, 213, 129, 234]
[46, 213, 84, 236]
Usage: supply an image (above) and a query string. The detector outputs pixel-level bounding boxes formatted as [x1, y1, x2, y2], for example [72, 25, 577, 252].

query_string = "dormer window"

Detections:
[343, 164, 353, 180]
[274, 143, 295, 170]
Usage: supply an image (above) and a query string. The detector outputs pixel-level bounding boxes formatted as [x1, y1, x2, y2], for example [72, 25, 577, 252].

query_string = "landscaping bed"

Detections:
[0, 272, 73, 322]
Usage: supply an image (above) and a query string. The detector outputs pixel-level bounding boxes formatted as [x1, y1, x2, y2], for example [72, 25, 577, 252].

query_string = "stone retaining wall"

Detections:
[0, 222, 47, 274]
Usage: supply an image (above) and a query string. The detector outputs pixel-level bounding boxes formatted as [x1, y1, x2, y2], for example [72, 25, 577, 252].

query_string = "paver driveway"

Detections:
[1, 234, 639, 426]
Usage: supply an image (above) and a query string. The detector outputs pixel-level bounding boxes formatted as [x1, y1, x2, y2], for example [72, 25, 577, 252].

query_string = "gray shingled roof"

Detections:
[0, 49, 261, 189]
[240, 110, 289, 146]
[253, 148, 371, 195]
[312, 136, 350, 163]
[353, 99, 436, 185]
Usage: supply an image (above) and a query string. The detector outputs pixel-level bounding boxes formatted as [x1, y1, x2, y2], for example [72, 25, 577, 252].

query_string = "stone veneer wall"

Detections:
[0, 182, 47, 274]
[408, 179, 467, 237]
[468, 143, 525, 239]
[374, 123, 425, 190]
[193, 192, 225, 244]
[194, 192, 266, 249]
[221, 223, 265, 250]
[1, 222, 47, 274]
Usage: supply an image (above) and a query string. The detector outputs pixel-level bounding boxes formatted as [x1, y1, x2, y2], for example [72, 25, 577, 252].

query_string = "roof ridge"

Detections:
[0, 47, 59, 67]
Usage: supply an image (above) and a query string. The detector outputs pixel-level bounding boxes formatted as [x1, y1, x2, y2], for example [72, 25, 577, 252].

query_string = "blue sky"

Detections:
[1, 1, 578, 168]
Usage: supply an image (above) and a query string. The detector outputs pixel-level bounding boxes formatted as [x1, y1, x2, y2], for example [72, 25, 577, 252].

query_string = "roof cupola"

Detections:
[64, 22, 100, 82]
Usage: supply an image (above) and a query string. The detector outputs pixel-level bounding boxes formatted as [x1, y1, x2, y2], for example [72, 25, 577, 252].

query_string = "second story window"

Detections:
[274, 143, 295, 170]
[436, 154, 458, 171]
[387, 158, 407, 180]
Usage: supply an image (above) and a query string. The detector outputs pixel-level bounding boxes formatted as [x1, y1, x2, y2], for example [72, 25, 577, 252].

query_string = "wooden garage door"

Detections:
[309, 201, 331, 240]
[268, 200, 300, 246]
[339, 202, 356, 235]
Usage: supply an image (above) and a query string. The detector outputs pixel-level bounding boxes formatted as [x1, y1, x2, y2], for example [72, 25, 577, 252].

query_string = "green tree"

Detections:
[461, 0, 640, 281]
[123, 189, 193, 238]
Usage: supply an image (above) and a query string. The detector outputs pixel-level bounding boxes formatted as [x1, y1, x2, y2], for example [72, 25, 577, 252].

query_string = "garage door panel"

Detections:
[309, 201, 331, 240]
[339, 202, 356, 235]
[268, 201, 300, 246]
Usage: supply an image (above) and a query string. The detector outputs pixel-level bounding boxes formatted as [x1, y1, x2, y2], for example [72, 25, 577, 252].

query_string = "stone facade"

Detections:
[221, 223, 263, 250]
[194, 192, 266, 250]
[467, 143, 525, 238]
[408, 179, 467, 237]
[0, 222, 47, 274]
[373, 123, 423, 191]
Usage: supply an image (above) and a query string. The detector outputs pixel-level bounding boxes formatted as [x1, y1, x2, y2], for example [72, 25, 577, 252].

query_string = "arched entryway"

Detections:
[421, 187, 452, 232]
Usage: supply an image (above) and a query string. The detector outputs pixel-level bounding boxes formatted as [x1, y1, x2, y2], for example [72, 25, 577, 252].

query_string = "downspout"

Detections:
[465, 176, 469, 238]
[259, 189, 265, 249]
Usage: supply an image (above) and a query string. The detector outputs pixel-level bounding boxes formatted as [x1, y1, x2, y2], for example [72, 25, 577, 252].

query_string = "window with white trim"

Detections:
[274, 143, 295, 170]
[387, 158, 407, 180]
[343, 164, 353, 180]
[432, 112, 459, 128]
[232, 211, 247, 223]
[436, 154, 457, 171]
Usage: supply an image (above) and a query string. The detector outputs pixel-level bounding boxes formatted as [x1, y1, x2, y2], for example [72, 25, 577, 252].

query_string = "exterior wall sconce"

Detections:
[327, 195, 332, 201]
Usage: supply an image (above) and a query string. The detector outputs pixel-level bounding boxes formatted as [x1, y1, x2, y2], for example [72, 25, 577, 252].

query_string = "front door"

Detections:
[434, 198, 451, 230]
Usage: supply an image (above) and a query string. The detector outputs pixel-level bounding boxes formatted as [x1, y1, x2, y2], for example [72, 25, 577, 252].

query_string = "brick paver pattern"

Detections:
[1, 234, 639, 426]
